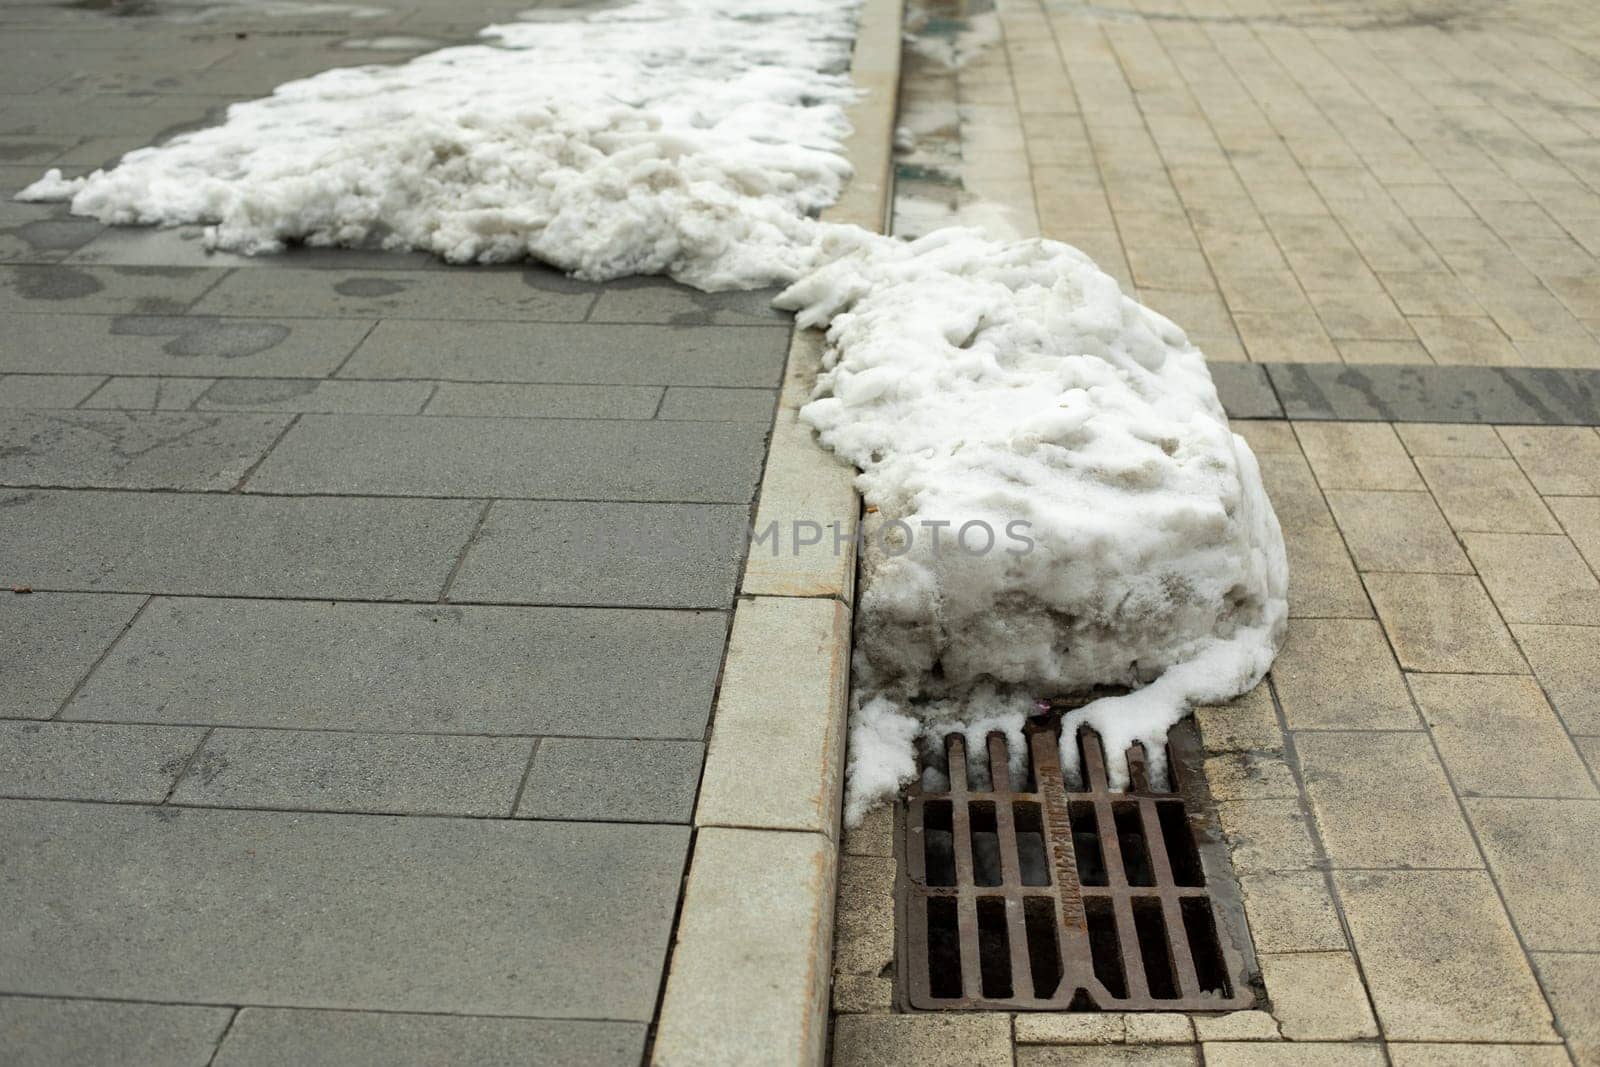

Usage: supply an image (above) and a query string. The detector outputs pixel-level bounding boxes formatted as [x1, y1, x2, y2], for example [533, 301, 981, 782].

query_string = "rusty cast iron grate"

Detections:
[895, 719, 1258, 1011]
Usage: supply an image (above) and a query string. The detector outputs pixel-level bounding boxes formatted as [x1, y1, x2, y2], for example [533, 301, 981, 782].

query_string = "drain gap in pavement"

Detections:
[895, 717, 1261, 1012]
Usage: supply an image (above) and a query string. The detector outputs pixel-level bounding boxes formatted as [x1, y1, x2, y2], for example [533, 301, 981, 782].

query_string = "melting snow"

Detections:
[20, 0, 1287, 824]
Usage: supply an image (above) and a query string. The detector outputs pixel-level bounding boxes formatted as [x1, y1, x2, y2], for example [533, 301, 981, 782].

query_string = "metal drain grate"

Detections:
[895, 719, 1258, 1011]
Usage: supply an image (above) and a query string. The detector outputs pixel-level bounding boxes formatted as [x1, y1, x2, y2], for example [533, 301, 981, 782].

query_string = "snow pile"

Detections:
[19, 0, 1286, 825]
[779, 231, 1286, 821]
[22, 0, 861, 291]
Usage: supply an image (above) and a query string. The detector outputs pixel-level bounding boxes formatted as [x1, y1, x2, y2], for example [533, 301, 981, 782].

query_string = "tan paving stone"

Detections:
[1387, 183, 1475, 219]
[1196, 684, 1282, 754]
[1258, 454, 1335, 529]
[1410, 673, 1597, 800]
[1533, 953, 1600, 1067]
[1335, 869, 1559, 1043]
[1201, 1045, 1384, 1067]
[1285, 527, 1371, 619]
[1017, 1046, 1197, 1067]
[1139, 288, 1233, 337]
[831, 974, 892, 1014]
[1238, 871, 1348, 953]
[1190, 1011, 1280, 1041]
[1013, 1014, 1124, 1044]
[1122, 1014, 1194, 1044]
[1464, 532, 1600, 626]
[1325, 490, 1470, 574]
[831, 854, 894, 977]
[1312, 287, 1414, 337]
[1408, 315, 1521, 365]
[1550, 496, 1600, 574]
[1513, 624, 1600, 734]
[1216, 271, 1310, 315]
[1497, 426, 1600, 495]
[1379, 272, 1484, 316]
[1270, 618, 1417, 730]
[1335, 339, 1431, 364]
[842, 804, 893, 858]
[1235, 311, 1341, 363]
[1465, 798, 1600, 951]
[1204, 751, 1299, 801]
[832, 1015, 1012, 1067]
[1217, 798, 1320, 873]
[1414, 456, 1560, 534]
[1365, 573, 1527, 674]
[1232, 420, 1300, 455]
[1258, 952, 1378, 1040]
[1293, 423, 1421, 491]
[1387, 1046, 1569, 1067]
[1296, 730, 1481, 869]
[1395, 422, 1508, 458]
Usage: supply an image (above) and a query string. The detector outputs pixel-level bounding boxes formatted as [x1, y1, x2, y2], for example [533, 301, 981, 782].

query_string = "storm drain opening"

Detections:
[894, 718, 1259, 1011]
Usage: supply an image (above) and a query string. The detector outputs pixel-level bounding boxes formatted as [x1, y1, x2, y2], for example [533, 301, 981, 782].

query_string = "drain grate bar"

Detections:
[896, 719, 1258, 1012]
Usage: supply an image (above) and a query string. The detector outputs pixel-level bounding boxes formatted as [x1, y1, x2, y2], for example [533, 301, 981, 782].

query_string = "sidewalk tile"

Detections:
[831, 1016, 1012, 1067]
[1326, 490, 1470, 573]
[1415, 456, 1559, 533]
[192, 266, 594, 322]
[1533, 953, 1600, 1067]
[1388, 1048, 1567, 1067]
[1336, 340, 1430, 364]
[1297, 731, 1481, 869]
[196, 379, 433, 415]
[1335, 869, 1559, 1042]
[1019, 1048, 1196, 1067]
[1394, 422, 1507, 458]
[0, 721, 202, 804]
[1465, 798, 1600, 951]
[1257, 454, 1335, 529]
[171, 729, 534, 818]
[1411, 674, 1596, 798]
[0, 374, 104, 408]
[425, 383, 662, 420]
[1310, 290, 1413, 340]
[1232, 420, 1300, 455]
[1258, 952, 1378, 1040]
[588, 280, 786, 326]
[0, 997, 231, 1067]
[657, 386, 778, 422]
[1196, 684, 1282, 753]
[1238, 871, 1348, 953]
[449, 501, 748, 609]
[1408, 316, 1520, 365]
[1216, 798, 1319, 872]
[0, 410, 291, 491]
[1464, 532, 1600, 625]
[1365, 573, 1527, 673]
[1497, 426, 1600, 494]
[0, 592, 144, 719]
[1286, 527, 1371, 619]
[0, 264, 216, 316]
[1294, 422, 1421, 490]
[64, 598, 724, 739]
[1271, 619, 1417, 730]
[1549, 496, 1600, 573]
[1202, 1045, 1382, 1067]
[1203, 751, 1299, 800]
[1513, 624, 1600, 734]
[1012, 1013, 1123, 1044]
[211, 1010, 644, 1067]
[516, 739, 703, 824]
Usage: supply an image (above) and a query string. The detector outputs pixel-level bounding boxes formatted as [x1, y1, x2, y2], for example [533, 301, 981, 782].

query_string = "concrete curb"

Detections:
[650, 0, 901, 1061]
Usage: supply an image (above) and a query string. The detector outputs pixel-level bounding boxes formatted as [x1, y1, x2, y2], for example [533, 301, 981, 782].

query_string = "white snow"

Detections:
[19, 0, 1287, 825]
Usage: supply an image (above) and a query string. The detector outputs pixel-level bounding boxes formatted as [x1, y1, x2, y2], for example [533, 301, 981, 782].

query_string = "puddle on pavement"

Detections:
[894, 0, 1030, 240]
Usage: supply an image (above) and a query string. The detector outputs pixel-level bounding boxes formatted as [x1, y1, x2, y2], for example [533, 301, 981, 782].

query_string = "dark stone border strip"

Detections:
[1213, 363, 1600, 425]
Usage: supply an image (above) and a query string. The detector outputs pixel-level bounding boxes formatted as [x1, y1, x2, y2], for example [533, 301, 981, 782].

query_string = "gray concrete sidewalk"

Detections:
[0, 4, 785, 1064]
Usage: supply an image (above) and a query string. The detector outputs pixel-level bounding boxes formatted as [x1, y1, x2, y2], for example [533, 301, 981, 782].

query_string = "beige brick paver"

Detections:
[1464, 532, 1600, 626]
[1270, 618, 1417, 730]
[1414, 456, 1560, 534]
[1237, 871, 1349, 955]
[1465, 798, 1600, 952]
[1325, 490, 1471, 574]
[1365, 572, 1527, 674]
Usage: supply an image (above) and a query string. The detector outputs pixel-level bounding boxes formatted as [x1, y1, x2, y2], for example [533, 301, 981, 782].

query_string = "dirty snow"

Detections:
[19, 0, 1286, 824]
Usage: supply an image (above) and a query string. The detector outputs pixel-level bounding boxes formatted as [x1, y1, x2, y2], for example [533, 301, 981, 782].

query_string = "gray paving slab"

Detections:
[213, 1008, 645, 1067]
[0, 410, 291, 490]
[517, 738, 704, 824]
[589, 280, 788, 326]
[81, 376, 224, 411]
[1268, 363, 1600, 425]
[0, 996, 232, 1067]
[195, 378, 433, 414]
[0, 721, 203, 803]
[0, 374, 104, 408]
[190, 266, 595, 321]
[450, 501, 748, 608]
[658, 386, 778, 422]
[1, 211, 103, 263]
[0, 592, 145, 719]
[0, 265, 218, 316]
[246, 414, 768, 502]
[0, 800, 690, 1019]
[0, 489, 481, 599]
[170, 729, 534, 816]
[0, 313, 372, 377]
[1212, 362, 1284, 419]
[339, 320, 790, 386]
[64, 597, 724, 738]
[423, 381, 663, 419]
